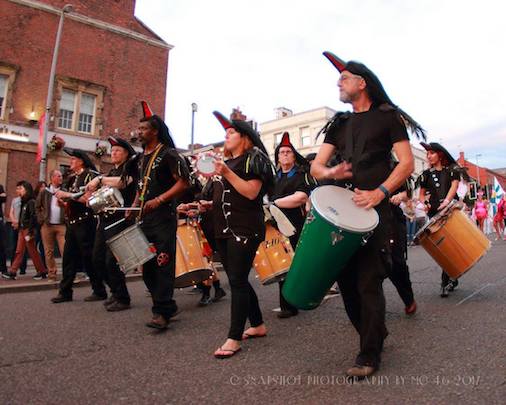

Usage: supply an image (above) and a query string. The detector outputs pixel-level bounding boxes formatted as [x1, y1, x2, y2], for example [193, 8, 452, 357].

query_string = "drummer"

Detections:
[311, 51, 421, 378]
[418, 142, 462, 297]
[129, 102, 190, 329]
[271, 132, 311, 318]
[86, 136, 138, 311]
[201, 111, 274, 359]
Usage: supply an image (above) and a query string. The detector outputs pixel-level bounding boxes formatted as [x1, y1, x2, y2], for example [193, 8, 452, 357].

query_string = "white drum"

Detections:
[195, 153, 217, 177]
[88, 186, 124, 213]
[106, 223, 155, 273]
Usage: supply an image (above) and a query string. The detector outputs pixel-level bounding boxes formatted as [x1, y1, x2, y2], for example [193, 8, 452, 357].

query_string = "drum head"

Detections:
[310, 185, 379, 233]
[196, 154, 216, 177]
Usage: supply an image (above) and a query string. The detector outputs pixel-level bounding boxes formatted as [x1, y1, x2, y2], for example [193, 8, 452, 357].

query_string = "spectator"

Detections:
[401, 198, 417, 245]
[413, 198, 428, 238]
[2, 181, 48, 280]
[0, 184, 7, 275]
[36, 170, 66, 281]
[8, 187, 27, 274]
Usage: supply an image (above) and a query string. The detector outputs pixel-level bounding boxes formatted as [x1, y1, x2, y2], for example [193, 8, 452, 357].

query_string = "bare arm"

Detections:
[215, 160, 262, 201]
[310, 143, 352, 181]
[274, 191, 308, 209]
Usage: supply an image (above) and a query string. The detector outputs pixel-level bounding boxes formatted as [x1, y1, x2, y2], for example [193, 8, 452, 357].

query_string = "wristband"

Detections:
[378, 184, 390, 199]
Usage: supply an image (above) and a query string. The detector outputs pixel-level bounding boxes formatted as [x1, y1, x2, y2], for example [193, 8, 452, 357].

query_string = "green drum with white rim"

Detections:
[282, 185, 379, 310]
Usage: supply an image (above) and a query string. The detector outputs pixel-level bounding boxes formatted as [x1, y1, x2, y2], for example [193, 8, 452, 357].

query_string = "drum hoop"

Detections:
[310, 186, 379, 233]
[195, 154, 217, 177]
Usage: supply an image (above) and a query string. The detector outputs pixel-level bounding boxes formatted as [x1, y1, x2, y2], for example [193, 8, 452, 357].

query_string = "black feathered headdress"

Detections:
[322, 51, 426, 141]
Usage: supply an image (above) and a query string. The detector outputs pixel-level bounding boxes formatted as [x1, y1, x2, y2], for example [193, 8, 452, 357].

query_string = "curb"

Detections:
[0, 273, 144, 294]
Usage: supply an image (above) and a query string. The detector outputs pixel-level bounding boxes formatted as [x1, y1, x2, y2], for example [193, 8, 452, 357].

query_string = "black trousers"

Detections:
[279, 232, 300, 312]
[336, 204, 392, 368]
[59, 219, 106, 298]
[0, 220, 7, 273]
[388, 215, 415, 307]
[93, 218, 131, 304]
[216, 236, 263, 341]
[141, 216, 178, 320]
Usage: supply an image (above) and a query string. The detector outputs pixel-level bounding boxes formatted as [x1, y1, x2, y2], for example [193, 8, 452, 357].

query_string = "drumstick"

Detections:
[103, 207, 142, 211]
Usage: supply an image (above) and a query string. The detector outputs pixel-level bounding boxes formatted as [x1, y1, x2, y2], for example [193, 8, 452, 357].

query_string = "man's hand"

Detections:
[353, 188, 385, 210]
[143, 198, 161, 214]
[327, 162, 353, 180]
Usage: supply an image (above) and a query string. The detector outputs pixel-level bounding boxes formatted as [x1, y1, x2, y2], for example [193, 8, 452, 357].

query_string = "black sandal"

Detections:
[214, 347, 242, 359]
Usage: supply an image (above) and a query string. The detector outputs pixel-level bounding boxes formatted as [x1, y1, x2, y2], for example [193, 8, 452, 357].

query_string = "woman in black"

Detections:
[418, 142, 461, 297]
[203, 111, 274, 359]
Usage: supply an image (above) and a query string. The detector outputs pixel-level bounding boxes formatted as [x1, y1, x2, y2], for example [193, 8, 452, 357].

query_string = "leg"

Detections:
[0, 221, 8, 274]
[77, 220, 106, 298]
[92, 224, 109, 290]
[22, 230, 47, 274]
[58, 226, 79, 298]
[41, 225, 57, 277]
[10, 231, 27, 274]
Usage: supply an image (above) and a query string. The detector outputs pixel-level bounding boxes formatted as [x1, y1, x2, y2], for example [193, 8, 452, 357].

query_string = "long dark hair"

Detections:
[16, 180, 34, 202]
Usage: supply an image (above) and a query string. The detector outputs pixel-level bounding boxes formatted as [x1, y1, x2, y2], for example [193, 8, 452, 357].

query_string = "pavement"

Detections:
[0, 237, 505, 404]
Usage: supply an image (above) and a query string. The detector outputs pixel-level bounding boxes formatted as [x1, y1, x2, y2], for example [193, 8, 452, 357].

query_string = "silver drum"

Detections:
[106, 223, 155, 273]
[88, 186, 124, 213]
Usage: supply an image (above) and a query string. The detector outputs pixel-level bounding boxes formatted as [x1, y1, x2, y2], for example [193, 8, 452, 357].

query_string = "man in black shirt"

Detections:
[271, 132, 311, 318]
[52, 149, 106, 303]
[131, 103, 189, 329]
[87, 137, 138, 311]
[311, 51, 420, 378]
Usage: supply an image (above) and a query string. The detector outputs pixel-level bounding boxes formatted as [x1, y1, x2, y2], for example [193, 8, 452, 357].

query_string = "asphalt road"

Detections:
[1, 239, 505, 405]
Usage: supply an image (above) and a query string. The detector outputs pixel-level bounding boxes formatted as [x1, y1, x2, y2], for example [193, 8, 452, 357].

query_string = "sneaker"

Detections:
[448, 279, 459, 292]
[33, 273, 48, 281]
[106, 301, 131, 312]
[440, 284, 450, 298]
[198, 295, 213, 307]
[212, 288, 227, 302]
[2, 272, 16, 280]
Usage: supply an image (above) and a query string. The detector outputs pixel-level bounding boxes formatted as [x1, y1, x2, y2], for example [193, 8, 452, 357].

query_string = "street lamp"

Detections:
[190, 102, 198, 154]
[476, 153, 482, 188]
[39, 4, 74, 181]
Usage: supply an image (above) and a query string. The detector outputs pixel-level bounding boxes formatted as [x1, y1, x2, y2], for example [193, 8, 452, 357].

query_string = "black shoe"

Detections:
[198, 295, 213, 307]
[2, 272, 16, 280]
[19, 271, 26, 275]
[146, 314, 169, 329]
[212, 288, 227, 302]
[51, 294, 72, 303]
[106, 301, 131, 312]
[84, 294, 107, 302]
[448, 279, 459, 292]
[277, 309, 298, 319]
[33, 273, 48, 280]
[103, 296, 116, 307]
[440, 284, 450, 298]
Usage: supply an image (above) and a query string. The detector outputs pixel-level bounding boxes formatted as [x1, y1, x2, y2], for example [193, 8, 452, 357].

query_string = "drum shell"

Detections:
[175, 223, 214, 288]
[417, 208, 490, 279]
[106, 223, 155, 273]
[253, 223, 294, 285]
[282, 205, 365, 310]
[89, 187, 124, 213]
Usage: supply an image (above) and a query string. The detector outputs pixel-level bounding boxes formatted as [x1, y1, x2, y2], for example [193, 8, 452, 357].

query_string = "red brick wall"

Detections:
[0, 0, 169, 137]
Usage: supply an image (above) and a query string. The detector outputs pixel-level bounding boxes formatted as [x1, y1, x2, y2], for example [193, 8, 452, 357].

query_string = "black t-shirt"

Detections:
[139, 145, 188, 224]
[323, 107, 409, 190]
[64, 169, 97, 221]
[212, 153, 265, 240]
[271, 166, 310, 233]
[419, 167, 460, 217]
[102, 163, 138, 224]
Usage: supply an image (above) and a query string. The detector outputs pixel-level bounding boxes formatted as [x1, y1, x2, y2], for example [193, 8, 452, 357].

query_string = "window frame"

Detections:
[0, 63, 18, 122]
[300, 126, 311, 147]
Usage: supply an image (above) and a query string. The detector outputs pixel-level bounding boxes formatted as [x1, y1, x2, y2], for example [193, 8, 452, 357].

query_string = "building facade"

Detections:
[0, 0, 171, 213]
[259, 106, 428, 177]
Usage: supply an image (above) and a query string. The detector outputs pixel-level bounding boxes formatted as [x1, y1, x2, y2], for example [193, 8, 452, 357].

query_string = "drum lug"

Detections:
[361, 231, 373, 246]
[330, 230, 344, 246]
[306, 212, 315, 224]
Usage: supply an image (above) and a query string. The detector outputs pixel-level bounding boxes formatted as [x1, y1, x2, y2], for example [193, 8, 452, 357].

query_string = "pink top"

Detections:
[475, 200, 488, 219]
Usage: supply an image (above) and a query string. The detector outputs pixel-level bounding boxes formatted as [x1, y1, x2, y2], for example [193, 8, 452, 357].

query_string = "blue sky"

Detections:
[135, 0, 506, 169]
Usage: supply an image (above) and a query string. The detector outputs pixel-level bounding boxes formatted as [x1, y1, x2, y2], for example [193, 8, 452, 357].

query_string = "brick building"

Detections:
[0, 0, 171, 215]
[457, 151, 506, 199]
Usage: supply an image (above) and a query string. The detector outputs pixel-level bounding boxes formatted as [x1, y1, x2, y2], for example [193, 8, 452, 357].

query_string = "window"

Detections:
[56, 79, 103, 136]
[274, 132, 283, 148]
[300, 126, 311, 147]
[0, 74, 8, 120]
[58, 89, 76, 129]
[78, 93, 95, 133]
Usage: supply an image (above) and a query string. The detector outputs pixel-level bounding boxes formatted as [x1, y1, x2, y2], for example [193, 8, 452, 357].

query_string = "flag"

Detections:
[493, 176, 504, 202]
[36, 113, 46, 163]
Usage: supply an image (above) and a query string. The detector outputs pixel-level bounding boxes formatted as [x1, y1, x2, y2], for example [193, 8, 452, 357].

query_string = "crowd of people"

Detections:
[0, 50, 503, 381]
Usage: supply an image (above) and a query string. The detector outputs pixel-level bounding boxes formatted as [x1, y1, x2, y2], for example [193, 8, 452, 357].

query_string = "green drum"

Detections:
[282, 185, 379, 310]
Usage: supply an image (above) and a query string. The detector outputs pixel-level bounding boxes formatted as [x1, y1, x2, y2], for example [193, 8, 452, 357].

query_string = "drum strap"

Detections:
[138, 143, 163, 219]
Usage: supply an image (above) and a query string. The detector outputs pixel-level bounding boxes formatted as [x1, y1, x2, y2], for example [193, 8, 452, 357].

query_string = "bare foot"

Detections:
[242, 323, 267, 340]
[214, 338, 241, 357]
